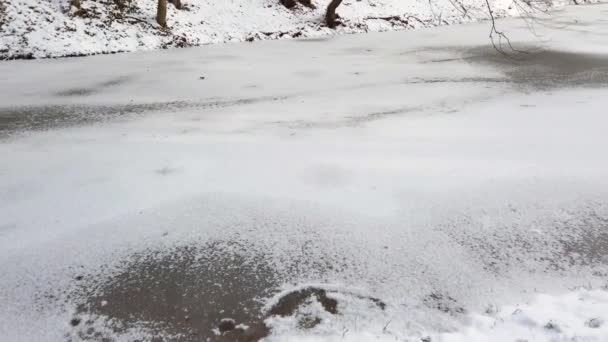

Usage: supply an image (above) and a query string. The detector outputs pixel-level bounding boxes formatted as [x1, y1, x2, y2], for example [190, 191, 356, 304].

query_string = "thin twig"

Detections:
[483, 0, 527, 57]
[382, 319, 392, 332]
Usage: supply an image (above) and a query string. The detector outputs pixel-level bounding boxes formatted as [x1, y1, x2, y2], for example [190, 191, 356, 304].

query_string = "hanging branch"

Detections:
[484, 0, 527, 56]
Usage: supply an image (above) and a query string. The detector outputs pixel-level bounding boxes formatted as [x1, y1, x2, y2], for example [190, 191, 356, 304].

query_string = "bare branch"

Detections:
[483, 0, 527, 56]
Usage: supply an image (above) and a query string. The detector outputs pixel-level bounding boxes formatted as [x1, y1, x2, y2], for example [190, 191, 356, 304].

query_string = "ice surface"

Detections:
[1, 4, 608, 342]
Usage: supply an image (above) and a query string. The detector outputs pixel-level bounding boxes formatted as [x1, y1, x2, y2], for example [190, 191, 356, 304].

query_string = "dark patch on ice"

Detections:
[218, 318, 236, 333]
[269, 105, 420, 130]
[405, 76, 507, 84]
[0, 102, 186, 138]
[0, 95, 292, 138]
[544, 321, 561, 332]
[558, 211, 608, 266]
[423, 292, 466, 315]
[346, 106, 420, 125]
[472, 46, 608, 89]
[273, 287, 386, 313]
[586, 318, 603, 328]
[265, 286, 386, 330]
[155, 167, 178, 176]
[0, 222, 17, 235]
[268, 287, 339, 317]
[66, 233, 368, 341]
[429, 46, 608, 90]
[55, 88, 96, 97]
[72, 241, 280, 342]
[55, 76, 133, 97]
[70, 317, 82, 327]
[67, 240, 364, 341]
[441, 205, 608, 274]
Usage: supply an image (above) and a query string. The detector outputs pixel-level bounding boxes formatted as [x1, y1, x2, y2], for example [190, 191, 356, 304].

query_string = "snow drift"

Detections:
[0, 0, 558, 59]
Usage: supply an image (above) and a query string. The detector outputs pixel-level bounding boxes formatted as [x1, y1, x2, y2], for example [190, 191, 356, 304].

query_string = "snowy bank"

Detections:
[0, 0, 558, 59]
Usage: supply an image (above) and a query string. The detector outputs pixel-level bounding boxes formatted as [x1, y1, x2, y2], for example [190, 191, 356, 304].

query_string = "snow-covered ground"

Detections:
[0, 0, 557, 59]
[266, 288, 608, 342]
[2, 4, 608, 342]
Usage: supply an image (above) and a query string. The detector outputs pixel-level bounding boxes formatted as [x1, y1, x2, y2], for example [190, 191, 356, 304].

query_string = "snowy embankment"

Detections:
[0, 0, 555, 59]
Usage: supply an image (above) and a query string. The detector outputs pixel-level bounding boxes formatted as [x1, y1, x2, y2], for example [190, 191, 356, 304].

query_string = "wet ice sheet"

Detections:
[1, 4, 608, 342]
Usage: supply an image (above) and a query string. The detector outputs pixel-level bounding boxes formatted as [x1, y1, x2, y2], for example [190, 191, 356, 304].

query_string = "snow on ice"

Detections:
[1, 2, 608, 342]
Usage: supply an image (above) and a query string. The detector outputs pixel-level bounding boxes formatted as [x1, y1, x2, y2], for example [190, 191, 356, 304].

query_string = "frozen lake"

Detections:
[1, 4, 608, 341]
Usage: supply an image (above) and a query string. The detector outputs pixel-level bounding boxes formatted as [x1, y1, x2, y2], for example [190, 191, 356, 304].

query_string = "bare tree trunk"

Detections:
[157, 0, 167, 27]
[326, 0, 342, 28]
[70, 0, 81, 9]
[298, 0, 316, 9]
[280, 0, 297, 9]
[169, 0, 182, 10]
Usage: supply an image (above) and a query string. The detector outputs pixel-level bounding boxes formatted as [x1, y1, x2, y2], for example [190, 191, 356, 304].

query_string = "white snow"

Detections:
[437, 289, 608, 342]
[0, 0, 557, 59]
[1, 3, 608, 342]
[263, 288, 608, 341]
